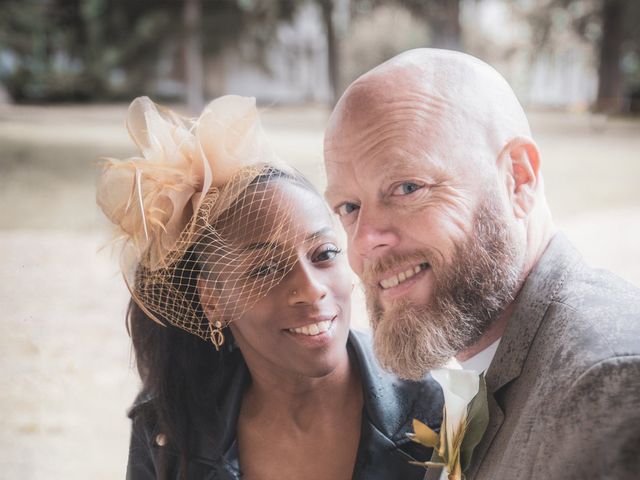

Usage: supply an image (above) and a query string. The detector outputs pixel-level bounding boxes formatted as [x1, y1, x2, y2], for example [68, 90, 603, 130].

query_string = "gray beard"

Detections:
[367, 196, 522, 380]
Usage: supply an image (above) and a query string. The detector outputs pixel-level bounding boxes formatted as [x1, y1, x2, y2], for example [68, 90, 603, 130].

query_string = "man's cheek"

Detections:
[346, 249, 364, 276]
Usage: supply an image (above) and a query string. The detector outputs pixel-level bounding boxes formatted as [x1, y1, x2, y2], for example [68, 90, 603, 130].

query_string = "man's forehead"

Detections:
[328, 77, 440, 127]
[324, 148, 446, 202]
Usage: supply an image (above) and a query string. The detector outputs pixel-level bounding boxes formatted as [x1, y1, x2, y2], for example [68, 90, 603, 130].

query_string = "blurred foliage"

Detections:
[358, 0, 461, 49]
[523, 0, 640, 111]
[0, 0, 639, 111]
[0, 0, 297, 102]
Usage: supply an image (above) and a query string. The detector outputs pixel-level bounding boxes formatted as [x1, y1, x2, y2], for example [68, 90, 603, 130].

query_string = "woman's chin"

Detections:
[282, 340, 349, 379]
[289, 356, 344, 379]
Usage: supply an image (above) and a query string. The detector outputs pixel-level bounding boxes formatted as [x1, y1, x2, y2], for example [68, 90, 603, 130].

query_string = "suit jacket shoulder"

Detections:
[550, 258, 640, 361]
[469, 234, 640, 480]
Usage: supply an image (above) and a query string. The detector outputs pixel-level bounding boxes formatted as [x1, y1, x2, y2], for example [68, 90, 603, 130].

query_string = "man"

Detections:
[324, 48, 640, 479]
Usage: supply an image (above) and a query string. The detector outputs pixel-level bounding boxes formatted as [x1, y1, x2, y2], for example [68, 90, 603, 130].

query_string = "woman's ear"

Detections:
[197, 275, 218, 321]
[500, 137, 541, 219]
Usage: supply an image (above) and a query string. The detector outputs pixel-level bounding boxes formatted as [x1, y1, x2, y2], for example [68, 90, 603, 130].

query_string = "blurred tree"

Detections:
[526, 0, 640, 113]
[596, 0, 625, 112]
[0, 0, 181, 101]
[184, 0, 204, 112]
[0, 0, 299, 103]
[318, 0, 340, 103]
[350, 0, 461, 50]
[395, 0, 461, 50]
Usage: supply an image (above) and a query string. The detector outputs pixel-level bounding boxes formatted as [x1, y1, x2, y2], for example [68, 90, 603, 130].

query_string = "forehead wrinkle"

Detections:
[336, 92, 448, 138]
[346, 112, 446, 171]
[380, 145, 448, 179]
[324, 85, 456, 148]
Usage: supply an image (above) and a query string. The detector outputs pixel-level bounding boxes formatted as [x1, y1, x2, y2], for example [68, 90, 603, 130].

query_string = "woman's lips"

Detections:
[283, 316, 338, 347]
[287, 318, 333, 335]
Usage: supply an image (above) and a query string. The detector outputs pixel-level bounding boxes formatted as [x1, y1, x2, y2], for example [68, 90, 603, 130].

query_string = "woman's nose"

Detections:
[287, 261, 327, 306]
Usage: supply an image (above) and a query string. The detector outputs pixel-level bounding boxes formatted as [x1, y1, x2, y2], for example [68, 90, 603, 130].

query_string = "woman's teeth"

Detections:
[379, 263, 428, 290]
[288, 320, 332, 336]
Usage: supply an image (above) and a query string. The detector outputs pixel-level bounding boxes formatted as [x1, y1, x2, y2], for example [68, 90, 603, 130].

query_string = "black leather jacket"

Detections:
[126, 330, 443, 479]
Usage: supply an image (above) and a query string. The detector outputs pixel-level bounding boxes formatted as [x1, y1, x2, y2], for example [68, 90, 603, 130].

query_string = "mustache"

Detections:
[360, 248, 444, 285]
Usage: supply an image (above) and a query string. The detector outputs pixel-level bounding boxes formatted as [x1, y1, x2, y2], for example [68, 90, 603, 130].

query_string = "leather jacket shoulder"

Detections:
[126, 329, 443, 479]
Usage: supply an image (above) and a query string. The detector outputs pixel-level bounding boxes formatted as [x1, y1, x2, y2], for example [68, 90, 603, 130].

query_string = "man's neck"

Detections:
[456, 224, 556, 363]
[456, 304, 512, 362]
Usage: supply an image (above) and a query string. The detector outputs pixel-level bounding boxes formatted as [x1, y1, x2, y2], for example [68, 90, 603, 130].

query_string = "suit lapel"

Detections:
[464, 234, 582, 478]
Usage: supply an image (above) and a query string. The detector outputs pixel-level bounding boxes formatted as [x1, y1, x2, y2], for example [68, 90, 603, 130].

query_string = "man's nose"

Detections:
[350, 207, 400, 259]
[287, 260, 328, 306]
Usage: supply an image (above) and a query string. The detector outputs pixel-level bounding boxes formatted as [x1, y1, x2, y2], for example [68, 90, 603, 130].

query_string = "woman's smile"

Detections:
[283, 315, 339, 346]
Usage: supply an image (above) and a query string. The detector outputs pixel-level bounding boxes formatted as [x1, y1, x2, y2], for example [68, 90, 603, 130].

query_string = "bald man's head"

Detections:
[323, 48, 554, 379]
[326, 48, 532, 172]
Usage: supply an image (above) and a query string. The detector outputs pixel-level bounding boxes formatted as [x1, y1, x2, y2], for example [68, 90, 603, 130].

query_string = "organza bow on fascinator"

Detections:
[97, 96, 304, 343]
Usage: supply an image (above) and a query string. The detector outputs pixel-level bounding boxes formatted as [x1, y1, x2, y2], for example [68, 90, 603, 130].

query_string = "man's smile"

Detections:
[379, 262, 430, 290]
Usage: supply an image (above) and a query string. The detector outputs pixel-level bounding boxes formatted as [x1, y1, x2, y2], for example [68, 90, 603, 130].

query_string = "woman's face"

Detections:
[201, 180, 353, 378]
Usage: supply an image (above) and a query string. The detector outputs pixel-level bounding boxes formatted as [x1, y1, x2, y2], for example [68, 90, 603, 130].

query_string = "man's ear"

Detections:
[197, 275, 217, 321]
[499, 137, 540, 219]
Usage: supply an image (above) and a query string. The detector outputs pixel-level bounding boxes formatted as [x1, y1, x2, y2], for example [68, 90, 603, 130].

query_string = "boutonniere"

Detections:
[407, 366, 489, 480]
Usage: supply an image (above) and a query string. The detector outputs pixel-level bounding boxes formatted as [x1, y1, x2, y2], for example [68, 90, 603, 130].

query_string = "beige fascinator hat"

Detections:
[97, 95, 303, 347]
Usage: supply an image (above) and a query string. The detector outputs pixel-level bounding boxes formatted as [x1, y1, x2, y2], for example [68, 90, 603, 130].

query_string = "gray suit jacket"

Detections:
[426, 233, 640, 480]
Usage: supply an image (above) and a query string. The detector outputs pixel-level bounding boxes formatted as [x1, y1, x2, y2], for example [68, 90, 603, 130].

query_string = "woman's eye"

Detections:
[336, 202, 359, 217]
[392, 182, 423, 196]
[313, 244, 342, 262]
[249, 263, 280, 278]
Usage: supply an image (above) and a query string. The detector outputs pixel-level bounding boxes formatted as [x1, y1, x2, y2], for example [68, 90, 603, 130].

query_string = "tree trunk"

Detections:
[595, 0, 625, 113]
[184, 0, 204, 113]
[430, 0, 461, 51]
[320, 0, 339, 105]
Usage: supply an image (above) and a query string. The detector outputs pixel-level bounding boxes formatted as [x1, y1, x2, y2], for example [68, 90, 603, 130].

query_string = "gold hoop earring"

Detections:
[210, 320, 225, 351]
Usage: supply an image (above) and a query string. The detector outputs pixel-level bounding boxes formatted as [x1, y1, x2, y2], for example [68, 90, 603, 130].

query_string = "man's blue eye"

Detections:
[393, 182, 423, 195]
[337, 203, 359, 217]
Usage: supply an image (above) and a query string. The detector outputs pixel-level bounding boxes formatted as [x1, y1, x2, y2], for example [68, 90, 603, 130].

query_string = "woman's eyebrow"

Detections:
[241, 227, 333, 251]
[305, 226, 333, 242]
[242, 241, 279, 252]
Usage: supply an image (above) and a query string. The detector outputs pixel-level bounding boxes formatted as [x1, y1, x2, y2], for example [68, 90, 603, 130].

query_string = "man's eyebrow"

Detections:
[324, 185, 344, 203]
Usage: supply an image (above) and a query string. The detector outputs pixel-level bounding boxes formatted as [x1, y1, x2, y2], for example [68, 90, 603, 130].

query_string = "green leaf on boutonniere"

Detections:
[459, 373, 489, 472]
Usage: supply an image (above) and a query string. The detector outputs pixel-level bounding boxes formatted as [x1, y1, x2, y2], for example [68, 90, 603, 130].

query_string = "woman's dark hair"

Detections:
[127, 166, 323, 478]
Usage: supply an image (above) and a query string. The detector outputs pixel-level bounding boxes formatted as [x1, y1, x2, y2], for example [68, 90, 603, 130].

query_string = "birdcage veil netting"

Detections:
[97, 95, 305, 341]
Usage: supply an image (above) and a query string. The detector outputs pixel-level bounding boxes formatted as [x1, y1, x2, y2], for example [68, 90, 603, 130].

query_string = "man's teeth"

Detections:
[379, 263, 428, 290]
[288, 320, 332, 336]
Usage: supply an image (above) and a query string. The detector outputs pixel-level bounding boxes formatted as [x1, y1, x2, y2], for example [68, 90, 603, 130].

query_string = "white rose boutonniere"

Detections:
[407, 366, 489, 480]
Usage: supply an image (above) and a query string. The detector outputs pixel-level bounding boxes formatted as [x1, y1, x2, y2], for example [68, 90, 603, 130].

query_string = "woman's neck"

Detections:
[240, 350, 362, 430]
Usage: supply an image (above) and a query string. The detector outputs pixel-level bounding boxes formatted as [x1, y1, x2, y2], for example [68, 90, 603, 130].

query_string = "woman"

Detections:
[97, 95, 442, 480]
